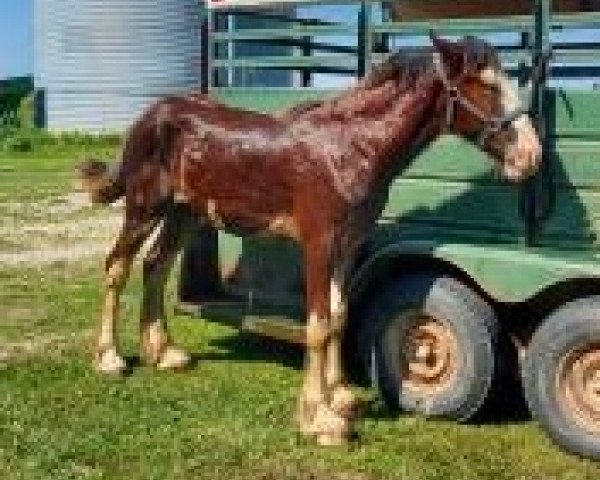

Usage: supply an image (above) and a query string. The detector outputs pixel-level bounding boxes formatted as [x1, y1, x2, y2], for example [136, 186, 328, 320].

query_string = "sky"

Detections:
[0, 0, 32, 78]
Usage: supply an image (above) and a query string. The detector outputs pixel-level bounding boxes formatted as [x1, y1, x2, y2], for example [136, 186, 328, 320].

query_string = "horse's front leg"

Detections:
[96, 219, 156, 374]
[140, 208, 191, 370]
[297, 243, 350, 445]
[326, 264, 356, 420]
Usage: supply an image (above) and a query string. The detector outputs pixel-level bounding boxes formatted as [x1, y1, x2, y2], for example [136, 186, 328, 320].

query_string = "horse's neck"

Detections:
[347, 77, 443, 179]
[292, 74, 443, 203]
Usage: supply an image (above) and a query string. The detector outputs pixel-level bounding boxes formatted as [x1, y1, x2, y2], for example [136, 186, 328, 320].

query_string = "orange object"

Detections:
[386, 0, 598, 20]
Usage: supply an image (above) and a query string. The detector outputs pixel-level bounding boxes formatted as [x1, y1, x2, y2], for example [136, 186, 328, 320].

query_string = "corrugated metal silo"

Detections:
[34, 0, 203, 132]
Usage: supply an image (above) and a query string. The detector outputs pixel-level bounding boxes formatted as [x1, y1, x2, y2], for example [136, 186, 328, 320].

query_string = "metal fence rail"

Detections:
[207, 3, 600, 90]
[207, 4, 542, 92]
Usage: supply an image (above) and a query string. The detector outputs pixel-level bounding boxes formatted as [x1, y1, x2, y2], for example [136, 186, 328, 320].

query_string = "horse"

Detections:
[78, 34, 541, 446]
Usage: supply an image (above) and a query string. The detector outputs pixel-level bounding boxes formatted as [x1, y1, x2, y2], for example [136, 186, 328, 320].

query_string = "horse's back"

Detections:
[153, 92, 282, 132]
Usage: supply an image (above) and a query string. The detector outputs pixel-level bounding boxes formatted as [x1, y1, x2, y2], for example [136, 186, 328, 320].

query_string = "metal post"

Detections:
[532, 0, 551, 120]
[377, 0, 391, 54]
[33, 88, 47, 129]
[518, 31, 530, 89]
[227, 12, 235, 87]
[301, 36, 312, 87]
[521, 0, 552, 246]
[357, 2, 372, 78]
[200, 12, 211, 93]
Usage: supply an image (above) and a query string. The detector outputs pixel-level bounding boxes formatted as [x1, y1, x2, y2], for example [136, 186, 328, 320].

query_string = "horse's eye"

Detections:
[487, 84, 501, 95]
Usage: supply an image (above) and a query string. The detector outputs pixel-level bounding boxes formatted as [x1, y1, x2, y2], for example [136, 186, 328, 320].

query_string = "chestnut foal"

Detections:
[79, 35, 540, 445]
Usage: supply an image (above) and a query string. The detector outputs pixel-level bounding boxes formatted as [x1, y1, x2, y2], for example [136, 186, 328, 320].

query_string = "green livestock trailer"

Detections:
[180, 0, 600, 459]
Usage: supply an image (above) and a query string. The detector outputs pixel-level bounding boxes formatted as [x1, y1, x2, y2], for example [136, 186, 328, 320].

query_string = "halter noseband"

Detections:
[433, 52, 529, 146]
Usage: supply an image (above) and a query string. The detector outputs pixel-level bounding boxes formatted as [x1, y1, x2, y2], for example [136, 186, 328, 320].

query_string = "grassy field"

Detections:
[1, 152, 600, 480]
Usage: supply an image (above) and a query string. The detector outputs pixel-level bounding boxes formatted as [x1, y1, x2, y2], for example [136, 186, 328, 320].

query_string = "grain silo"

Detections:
[34, 0, 203, 132]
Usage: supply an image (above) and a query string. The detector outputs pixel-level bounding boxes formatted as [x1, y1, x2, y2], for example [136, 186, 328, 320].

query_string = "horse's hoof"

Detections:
[296, 394, 325, 437]
[157, 346, 190, 371]
[330, 385, 357, 419]
[310, 405, 351, 446]
[95, 348, 127, 375]
[297, 414, 319, 438]
[316, 430, 348, 447]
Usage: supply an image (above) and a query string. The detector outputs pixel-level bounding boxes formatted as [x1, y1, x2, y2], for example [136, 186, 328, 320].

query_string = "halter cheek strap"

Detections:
[433, 52, 529, 146]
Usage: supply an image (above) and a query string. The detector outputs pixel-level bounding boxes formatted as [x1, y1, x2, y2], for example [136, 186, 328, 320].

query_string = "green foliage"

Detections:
[0, 76, 33, 130]
[0, 77, 121, 159]
[17, 93, 35, 130]
[0, 128, 121, 158]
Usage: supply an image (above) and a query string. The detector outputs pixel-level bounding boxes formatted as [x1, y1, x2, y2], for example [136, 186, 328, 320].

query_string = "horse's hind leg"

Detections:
[140, 206, 193, 370]
[96, 219, 157, 374]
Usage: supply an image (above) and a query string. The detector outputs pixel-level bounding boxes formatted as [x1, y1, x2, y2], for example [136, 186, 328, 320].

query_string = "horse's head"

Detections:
[431, 33, 541, 182]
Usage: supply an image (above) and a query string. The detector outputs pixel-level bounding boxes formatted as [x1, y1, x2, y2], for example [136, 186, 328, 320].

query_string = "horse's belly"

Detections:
[191, 197, 298, 239]
[182, 168, 297, 238]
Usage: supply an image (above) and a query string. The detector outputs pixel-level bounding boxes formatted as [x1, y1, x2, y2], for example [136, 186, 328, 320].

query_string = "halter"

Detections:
[433, 52, 530, 146]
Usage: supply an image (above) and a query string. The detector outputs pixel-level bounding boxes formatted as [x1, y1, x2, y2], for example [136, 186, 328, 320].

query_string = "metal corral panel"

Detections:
[34, 0, 203, 132]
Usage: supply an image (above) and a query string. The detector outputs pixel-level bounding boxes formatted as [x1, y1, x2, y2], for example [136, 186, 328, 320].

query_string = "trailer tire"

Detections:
[361, 273, 498, 421]
[522, 296, 600, 460]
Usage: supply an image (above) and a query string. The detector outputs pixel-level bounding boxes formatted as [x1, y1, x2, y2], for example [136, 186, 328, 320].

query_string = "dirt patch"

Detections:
[46, 191, 94, 215]
[0, 243, 114, 267]
[0, 191, 111, 225]
[0, 331, 89, 363]
[0, 192, 92, 217]
[0, 192, 123, 266]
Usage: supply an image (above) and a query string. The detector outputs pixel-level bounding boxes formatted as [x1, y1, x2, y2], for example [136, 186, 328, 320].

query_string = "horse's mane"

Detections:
[301, 48, 436, 121]
[363, 35, 502, 88]
[361, 47, 435, 89]
[288, 37, 503, 121]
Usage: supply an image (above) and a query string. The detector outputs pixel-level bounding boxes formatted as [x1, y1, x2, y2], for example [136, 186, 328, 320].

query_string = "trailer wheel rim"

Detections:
[401, 311, 459, 395]
[556, 343, 600, 435]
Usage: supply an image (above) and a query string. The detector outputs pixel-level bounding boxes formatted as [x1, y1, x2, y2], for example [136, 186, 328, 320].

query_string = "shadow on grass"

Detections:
[169, 320, 532, 425]
[123, 331, 304, 373]
[203, 332, 304, 370]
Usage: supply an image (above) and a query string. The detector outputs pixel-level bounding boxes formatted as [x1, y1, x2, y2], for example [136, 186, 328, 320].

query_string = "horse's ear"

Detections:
[430, 32, 464, 77]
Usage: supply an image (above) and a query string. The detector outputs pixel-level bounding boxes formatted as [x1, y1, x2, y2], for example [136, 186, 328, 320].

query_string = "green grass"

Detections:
[0, 129, 120, 159]
[1, 153, 600, 479]
[0, 141, 118, 201]
[2, 261, 600, 480]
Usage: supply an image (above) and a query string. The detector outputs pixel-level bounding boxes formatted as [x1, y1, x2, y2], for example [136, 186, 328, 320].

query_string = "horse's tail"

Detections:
[77, 158, 125, 204]
[78, 102, 175, 205]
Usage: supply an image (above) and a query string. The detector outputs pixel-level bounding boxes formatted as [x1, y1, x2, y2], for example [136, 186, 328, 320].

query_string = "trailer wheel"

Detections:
[522, 297, 600, 460]
[361, 274, 498, 421]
